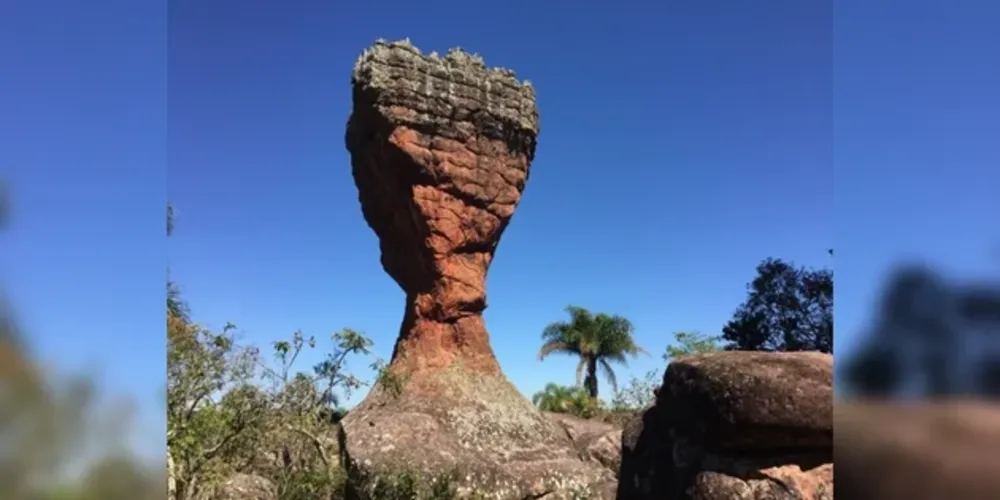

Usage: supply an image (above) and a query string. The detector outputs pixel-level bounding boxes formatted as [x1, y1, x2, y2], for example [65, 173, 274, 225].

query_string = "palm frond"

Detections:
[541, 321, 573, 341]
[564, 305, 594, 326]
[598, 358, 618, 394]
[575, 357, 588, 388]
[538, 340, 579, 360]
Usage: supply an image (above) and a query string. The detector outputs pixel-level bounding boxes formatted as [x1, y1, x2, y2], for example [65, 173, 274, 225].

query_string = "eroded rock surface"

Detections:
[341, 39, 613, 499]
[545, 412, 625, 475]
[618, 352, 834, 499]
[345, 38, 538, 376]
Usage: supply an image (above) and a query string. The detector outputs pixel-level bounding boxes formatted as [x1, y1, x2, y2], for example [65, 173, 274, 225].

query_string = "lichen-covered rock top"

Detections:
[350, 38, 539, 140]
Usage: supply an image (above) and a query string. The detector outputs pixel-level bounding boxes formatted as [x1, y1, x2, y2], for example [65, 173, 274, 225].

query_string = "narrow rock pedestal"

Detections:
[339, 39, 615, 499]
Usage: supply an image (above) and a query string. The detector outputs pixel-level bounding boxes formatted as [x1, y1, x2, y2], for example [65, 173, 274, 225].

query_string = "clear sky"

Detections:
[2, 1, 997, 463]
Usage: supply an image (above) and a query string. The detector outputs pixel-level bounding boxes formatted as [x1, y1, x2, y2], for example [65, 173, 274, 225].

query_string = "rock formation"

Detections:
[544, 412, 624, 476]
[618, 351, 834, 499]
[340, 39, 615, 499]
[344, 38, 537, 377]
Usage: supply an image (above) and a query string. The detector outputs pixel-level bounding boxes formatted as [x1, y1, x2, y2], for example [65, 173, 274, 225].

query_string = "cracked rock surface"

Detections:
[619, 352, 834, 499]
[341, 39, 614, 499]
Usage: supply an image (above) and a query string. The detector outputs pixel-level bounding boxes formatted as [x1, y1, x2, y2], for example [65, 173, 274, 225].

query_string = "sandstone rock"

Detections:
[687, 463, 833, 500]
[341, 366, 615, 499]
[618, 352, 834, 499]
[597, 410, 638, 429]
[215, 473, 275, 500]
[341, 39, 612, 499]
[664, 351, 832, 450]
[836, 400, 1000, 498]
[545, 412, 624, 474]
[344, 38, 538, 376]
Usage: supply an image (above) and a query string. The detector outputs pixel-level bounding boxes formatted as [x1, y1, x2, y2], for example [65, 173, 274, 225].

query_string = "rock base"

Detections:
[339, 363, 615, 499]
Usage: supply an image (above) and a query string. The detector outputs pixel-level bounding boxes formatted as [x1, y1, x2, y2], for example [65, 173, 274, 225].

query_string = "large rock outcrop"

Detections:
[618, 351, 834, 499]
[340, 39, 615, 499]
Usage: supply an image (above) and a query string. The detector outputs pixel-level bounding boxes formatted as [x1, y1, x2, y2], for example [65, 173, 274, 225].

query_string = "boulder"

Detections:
[664, 351, 833, 450]
[618, 351, 834, 499]
[340, 39, 613, 499]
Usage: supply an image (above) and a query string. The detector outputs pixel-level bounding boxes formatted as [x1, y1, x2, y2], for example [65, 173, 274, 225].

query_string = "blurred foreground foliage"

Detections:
[0, 190, 162, 500]
[0, 300, 165, 500]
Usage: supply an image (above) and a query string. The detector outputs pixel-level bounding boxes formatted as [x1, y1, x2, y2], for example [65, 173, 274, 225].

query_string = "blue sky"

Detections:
[2, 1, 997, 462]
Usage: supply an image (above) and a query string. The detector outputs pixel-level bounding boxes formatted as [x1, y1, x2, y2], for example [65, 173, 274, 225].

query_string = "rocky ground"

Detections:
[215, 350, 834, 499]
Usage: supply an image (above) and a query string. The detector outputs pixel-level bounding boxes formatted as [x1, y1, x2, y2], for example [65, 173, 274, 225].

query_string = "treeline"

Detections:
[532, 255, 833, 419]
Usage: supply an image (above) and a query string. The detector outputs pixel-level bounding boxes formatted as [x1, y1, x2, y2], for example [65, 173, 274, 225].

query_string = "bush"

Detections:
[608, 369, 660, 413]
[531, 383, 604, 419]
[166, 282, 384, 500]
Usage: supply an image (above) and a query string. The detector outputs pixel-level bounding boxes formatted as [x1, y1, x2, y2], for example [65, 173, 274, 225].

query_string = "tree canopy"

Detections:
[722, 258, 833, 353]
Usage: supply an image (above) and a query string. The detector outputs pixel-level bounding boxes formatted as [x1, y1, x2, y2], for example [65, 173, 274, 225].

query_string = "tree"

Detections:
[722, 258, 833, 353]
[538, 305, 645, 399]
[259, 328, 375, 499]
[165, 203, 389, 499]
[841, 264, 1000, 397]
[167, 316, 265, 500]
[664, 331, 724, 362]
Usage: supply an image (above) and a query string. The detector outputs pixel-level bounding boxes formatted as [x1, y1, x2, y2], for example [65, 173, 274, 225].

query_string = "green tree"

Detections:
[538, 305, 645, 399]
[664, 331, 724, 362]
[260, 328, 376, 499]
[165, 203, 387, 499]
[167, 316, 265, 500]
[722, 258, 833, 353]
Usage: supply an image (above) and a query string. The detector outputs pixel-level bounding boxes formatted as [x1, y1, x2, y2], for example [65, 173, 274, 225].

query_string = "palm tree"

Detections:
[531, 383, 579, 413]
[166, 202, 188, 323]
[538, 305, 645, 399]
